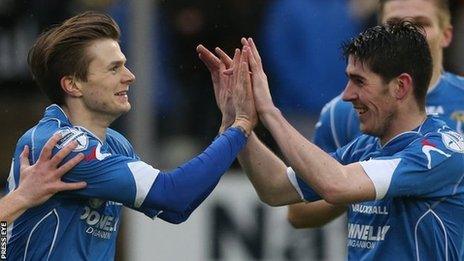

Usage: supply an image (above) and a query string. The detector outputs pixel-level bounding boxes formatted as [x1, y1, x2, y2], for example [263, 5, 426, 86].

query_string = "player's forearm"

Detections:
[259, 108, 350, 203]
[238, 132, 300, 206]
[0, 190, 31, 224]
[157, 183, 215, 224]
[141, 127, 246, 221]
[287, 201, 347, 228]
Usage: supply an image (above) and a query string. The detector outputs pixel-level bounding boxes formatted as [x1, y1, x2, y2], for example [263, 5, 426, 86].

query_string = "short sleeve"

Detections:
[360, 131, 464, 200]
[286, 167, 321, 202]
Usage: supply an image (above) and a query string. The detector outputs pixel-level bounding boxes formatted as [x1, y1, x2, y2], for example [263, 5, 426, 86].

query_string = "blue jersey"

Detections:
[289, 117, 464, 260]
[6, 105, 162, 260]
[314, 72, 464, 152]
[6, 104, 247, 260]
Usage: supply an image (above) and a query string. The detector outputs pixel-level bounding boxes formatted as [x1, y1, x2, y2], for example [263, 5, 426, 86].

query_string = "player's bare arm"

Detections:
[245, 37, 376, 205]
[287, 201, 347, 228]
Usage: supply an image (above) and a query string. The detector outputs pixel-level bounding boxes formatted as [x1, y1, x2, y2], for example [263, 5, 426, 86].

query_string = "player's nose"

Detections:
[122, 66, 136, 85]
[341, 81, 357, 102]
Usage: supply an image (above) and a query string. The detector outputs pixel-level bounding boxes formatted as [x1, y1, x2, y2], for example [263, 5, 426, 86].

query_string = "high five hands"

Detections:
[197, 37, 276, 136]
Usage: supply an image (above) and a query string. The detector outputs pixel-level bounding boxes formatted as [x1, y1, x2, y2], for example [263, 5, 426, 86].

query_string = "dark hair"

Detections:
[378, 0, 451, 28]
[28, 11, 121, 105]
[342, 21, 432, 109]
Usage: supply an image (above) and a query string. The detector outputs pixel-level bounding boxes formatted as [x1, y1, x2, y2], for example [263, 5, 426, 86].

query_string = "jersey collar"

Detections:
[43, 104, 72, 125]
[43, 104, 105, 144]
[378, 116, 438, 152]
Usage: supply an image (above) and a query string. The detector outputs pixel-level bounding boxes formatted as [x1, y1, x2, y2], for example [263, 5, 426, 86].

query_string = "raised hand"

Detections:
[196, 44, 235, 133]
[241, 37, 277, 119]
[230, 47, 258, 136]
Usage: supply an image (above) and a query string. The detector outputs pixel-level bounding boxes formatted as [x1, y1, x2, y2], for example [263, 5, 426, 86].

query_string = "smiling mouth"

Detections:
[354, 107, 368, 115]
[115, 91, 128, 96]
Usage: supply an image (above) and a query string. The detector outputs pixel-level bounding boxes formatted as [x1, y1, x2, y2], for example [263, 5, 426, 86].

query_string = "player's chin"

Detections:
[359, 122, 372, 135]
[120, 103, 131, 113]
[113, 102, 131, 115]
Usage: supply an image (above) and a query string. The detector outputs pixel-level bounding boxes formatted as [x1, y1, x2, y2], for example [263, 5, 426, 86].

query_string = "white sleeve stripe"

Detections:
[286, 167, 306, 201]
[359, 158, 401, 200]
[329, 98, 342, 148]
[127, 161, 160, 208]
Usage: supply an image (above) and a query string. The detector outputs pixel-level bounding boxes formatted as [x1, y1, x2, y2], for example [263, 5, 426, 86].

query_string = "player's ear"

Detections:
[441, 24, 453, 48]
[60, 75, 83, 98]
[394, 73, 413, 100]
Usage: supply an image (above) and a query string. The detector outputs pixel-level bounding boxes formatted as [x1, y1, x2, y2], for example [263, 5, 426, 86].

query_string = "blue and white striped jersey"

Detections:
[289, 116, 464, 260]
[314, 72, 464, 152]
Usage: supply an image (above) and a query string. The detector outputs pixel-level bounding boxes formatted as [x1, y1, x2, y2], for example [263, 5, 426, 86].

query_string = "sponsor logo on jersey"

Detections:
[80, 200, 120, 240]
[55, 128, 89, 152]
[421, 139, 451, 169]
[439, 129, 464, 153]
[347, 223, 390, 249]
[85, 143, 111, 161]
[351, 204, 388, 215]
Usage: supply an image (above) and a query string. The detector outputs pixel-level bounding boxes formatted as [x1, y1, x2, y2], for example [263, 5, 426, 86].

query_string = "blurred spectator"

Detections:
[445, 0, 464, 75]
[260, 0, 362, 135]
[162, 0, 266, 145]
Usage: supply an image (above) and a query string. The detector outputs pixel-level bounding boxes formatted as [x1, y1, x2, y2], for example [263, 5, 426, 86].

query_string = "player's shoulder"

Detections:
[441, 72, 464, 92]
[411, 117, 464, 155]
[106, 128, 132, 147]
[107, 128, 129, 142]
[335, 134, 377, 163]
[106, 128, 137, 157]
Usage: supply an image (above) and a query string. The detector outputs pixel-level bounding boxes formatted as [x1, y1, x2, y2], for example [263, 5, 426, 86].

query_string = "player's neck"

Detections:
[380, 105, 426, 146]
[427, 60, 444, 93]
[61, 104, 113, 141]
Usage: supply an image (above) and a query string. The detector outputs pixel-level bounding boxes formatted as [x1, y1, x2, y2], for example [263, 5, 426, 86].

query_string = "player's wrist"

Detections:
[258, 107, 281, 127]
[10, 188, 34, 209]
[219, 118, 234, 134]
[231, 118, 254, 137]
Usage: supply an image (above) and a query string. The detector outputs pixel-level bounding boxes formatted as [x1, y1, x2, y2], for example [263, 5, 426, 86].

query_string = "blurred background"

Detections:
[1, 0, 463, 260]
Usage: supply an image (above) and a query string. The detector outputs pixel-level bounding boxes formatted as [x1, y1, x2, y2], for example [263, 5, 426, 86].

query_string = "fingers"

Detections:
[56, 181, 87, 192]
[214, 47, 233, 68]
[19, 145, 30, 173]
[236, 53, 245, 89]
[38, 133, 62, 163]
[241, 47, 252, 84]
[231, 49, 241, 84]
[56, 153, 84, 176]
[49, 140, 78, 167]
[241, 37, 249, 47]
[247, 45, 259, 73]
[247, 38, 262, 68]
[196, 44, 221, 71]
[223, 68, 234, 76]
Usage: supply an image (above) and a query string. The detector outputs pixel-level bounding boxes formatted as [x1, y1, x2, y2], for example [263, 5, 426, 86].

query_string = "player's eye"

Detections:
[110, 66, 120, 74]
[351, 78, 364, 86]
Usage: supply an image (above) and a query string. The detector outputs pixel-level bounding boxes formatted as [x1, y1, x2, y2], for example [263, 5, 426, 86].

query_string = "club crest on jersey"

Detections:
[54, 128, 89, 152]
[440, 129, 464, 153]
[421, 139, 451, 169]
